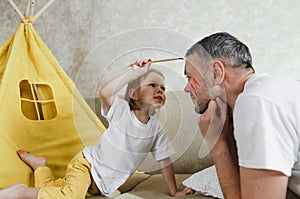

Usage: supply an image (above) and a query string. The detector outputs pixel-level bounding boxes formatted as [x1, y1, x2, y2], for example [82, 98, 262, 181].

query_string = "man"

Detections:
[183, 32, 300, 199]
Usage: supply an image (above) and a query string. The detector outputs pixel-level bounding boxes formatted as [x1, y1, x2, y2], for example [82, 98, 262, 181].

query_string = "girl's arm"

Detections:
[159, 157, 178, 196]
[159, 157, 187, 197]
[99, 60, 150, 113]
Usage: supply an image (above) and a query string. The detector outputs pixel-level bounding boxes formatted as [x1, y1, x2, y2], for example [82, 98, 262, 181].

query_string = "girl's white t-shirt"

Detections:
[234, 74, 300, 196]
[83, 96, 175, 196]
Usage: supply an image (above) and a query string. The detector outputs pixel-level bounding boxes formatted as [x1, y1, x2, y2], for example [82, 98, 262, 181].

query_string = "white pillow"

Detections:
[183, 165, 224, 198]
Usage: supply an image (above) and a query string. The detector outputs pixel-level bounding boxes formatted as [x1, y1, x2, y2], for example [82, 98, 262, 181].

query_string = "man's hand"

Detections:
[199, 97, 241, 199]
[199, 97, 228, 149]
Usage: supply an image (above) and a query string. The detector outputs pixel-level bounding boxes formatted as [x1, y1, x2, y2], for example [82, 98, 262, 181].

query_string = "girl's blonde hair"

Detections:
[124, 69, 165, 111]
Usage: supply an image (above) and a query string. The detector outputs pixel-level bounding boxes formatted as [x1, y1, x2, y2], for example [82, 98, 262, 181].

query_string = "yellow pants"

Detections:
[35, 152, 99, 199]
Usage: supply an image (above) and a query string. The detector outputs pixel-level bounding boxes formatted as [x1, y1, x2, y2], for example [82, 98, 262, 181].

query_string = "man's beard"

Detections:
[194, 100, 209, 114]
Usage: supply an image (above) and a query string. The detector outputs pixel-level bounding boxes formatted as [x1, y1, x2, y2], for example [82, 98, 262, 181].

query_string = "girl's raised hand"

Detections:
[130, 59, 152, 76]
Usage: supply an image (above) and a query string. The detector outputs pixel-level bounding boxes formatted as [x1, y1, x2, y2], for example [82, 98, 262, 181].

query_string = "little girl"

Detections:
[0, 59, 187, 198]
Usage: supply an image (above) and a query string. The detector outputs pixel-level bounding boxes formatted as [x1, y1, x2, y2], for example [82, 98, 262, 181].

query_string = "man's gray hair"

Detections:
[186, 32, 253, 69]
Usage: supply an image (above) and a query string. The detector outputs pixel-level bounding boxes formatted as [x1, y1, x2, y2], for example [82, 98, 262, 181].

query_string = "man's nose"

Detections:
[184, 83, 190, 93]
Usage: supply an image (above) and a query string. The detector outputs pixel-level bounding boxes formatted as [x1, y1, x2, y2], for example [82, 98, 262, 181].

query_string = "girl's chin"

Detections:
[153, 103, 164, 109]
[154, 104, 163, 108]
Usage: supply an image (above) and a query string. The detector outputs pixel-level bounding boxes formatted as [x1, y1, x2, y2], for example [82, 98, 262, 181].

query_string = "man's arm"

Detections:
[210, 139, 241, 199]
[199, 98, 241, 198]
[240, 167, 288, 199]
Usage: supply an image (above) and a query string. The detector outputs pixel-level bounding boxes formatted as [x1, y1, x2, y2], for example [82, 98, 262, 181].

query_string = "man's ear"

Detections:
[212, 61, 225, 84]
[129, 88, 138, 100]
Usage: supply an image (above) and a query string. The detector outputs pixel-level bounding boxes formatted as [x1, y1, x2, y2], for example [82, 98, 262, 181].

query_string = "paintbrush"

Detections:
[129, 57, 184, 67]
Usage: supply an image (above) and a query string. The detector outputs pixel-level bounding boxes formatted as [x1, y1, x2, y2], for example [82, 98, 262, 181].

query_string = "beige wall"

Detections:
[1, 0, 300, 99]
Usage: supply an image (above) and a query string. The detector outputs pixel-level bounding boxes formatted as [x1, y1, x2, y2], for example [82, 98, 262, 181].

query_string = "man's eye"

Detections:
[148, 83, 156, 87]
[161, 86, 165, 91]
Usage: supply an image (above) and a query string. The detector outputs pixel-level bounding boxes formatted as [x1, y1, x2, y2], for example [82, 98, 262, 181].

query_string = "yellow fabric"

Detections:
[36, 152, 92, 199]
[0, 22, 106, 189]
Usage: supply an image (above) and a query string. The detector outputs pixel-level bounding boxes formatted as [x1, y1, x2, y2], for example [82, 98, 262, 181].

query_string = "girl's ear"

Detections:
[212, 61, 225, 85]
[129, 88, 138, 100]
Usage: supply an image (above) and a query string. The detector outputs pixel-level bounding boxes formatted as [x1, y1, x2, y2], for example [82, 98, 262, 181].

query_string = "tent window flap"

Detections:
[19, 79, 57, 120]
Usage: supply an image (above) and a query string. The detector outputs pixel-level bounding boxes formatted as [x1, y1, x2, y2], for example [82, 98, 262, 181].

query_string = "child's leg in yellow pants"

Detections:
[34, 152, 92, 199]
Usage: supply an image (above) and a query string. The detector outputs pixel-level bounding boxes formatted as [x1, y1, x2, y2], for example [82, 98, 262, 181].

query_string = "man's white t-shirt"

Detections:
[83, 96, 175, 196]
[234, 74, 300, 196]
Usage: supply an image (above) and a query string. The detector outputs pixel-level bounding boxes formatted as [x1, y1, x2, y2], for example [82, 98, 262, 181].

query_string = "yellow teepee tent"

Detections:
[0, 0, 105, 188]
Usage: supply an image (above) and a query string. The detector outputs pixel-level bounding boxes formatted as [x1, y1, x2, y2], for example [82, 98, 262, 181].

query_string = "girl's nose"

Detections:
[156, 85, 165, 94]
[157, 88, 163, 94]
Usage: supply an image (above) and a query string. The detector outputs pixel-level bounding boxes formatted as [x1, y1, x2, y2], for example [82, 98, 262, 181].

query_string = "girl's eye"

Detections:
[148, 83, 165, 91]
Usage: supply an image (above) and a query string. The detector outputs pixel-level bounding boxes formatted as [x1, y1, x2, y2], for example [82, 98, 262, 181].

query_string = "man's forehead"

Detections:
[185, 53, 210, 75]
[184, 60, 198, 75]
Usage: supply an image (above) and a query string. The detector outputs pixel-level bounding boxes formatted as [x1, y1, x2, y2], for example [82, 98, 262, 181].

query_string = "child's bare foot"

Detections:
[17, 150, 46, 170]
[0, 183, 27, 199]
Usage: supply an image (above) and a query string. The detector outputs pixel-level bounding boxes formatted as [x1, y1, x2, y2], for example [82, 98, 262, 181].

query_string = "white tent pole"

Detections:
[8, 0, 25, 19]
[29, 0, 36, 16]
[33, 0, 55, 22]
[25, 0, 31, 17]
